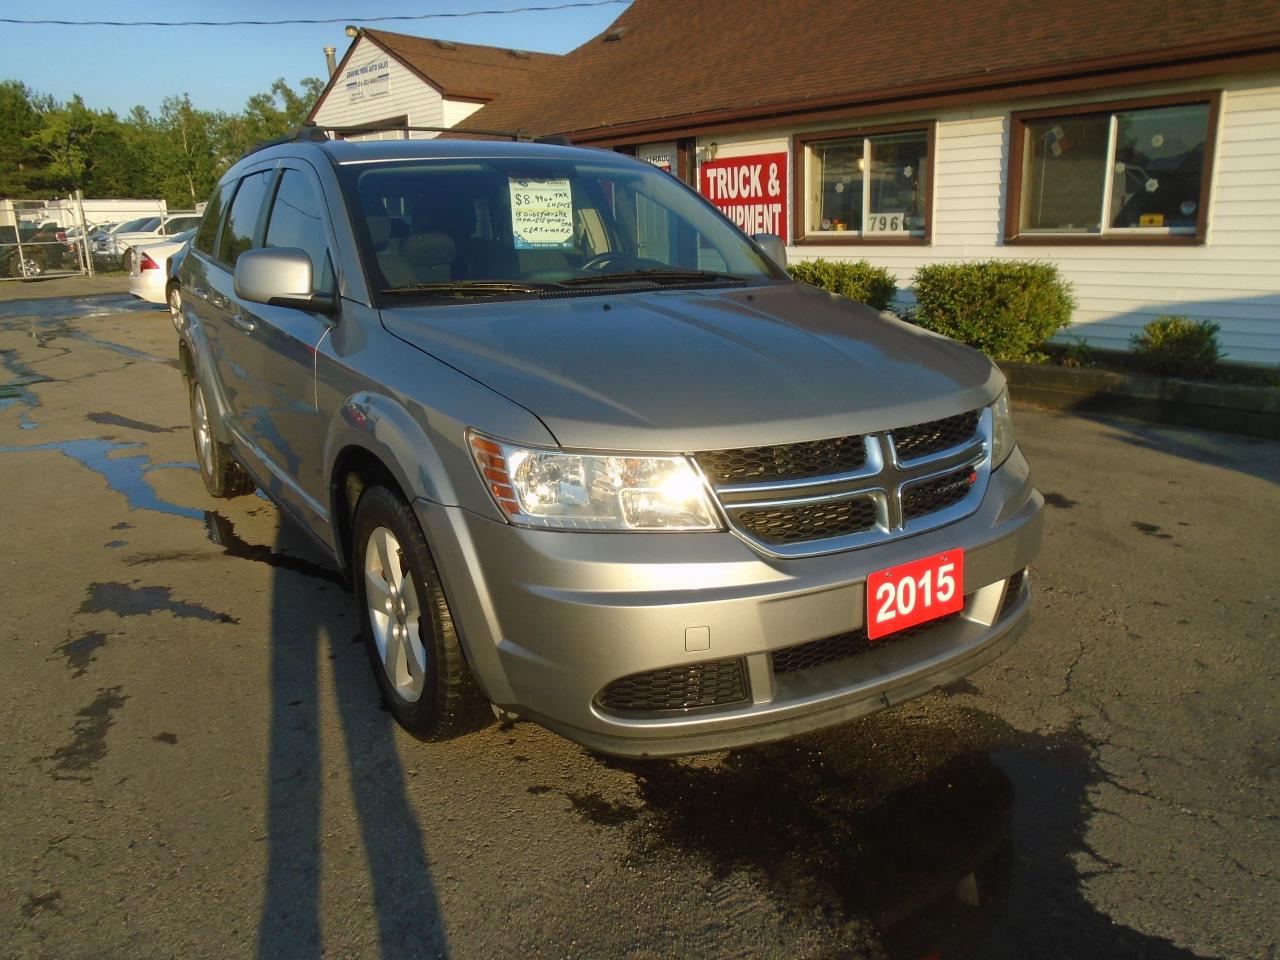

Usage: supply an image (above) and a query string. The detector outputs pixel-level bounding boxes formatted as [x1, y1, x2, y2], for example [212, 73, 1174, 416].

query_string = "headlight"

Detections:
[468, 433, 721, 531]
[990, 387, 1016, 468]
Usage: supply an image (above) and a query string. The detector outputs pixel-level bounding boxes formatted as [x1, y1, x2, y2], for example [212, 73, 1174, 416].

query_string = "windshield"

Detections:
[337, 155, 785, 301]
[116, 218, 150, 232]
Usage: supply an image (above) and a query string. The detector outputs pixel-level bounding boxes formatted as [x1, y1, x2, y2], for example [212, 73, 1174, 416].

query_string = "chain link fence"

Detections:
[1, 197, 95, 281]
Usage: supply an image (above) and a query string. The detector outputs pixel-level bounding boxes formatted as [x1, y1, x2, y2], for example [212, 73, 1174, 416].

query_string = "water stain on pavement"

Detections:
[79, 581, 238, 624]
[51, 630, 109, 677]
[560, 705, 1209, 959]
[40, 686, 128, 781]
[0, 438, 202, 520]
[0, 293, 155, 324]
[1132, 521, 1174, 539]
[0, 348, 55, 413]
[153, 732, 179, 745]
[86, 411, 182, 434]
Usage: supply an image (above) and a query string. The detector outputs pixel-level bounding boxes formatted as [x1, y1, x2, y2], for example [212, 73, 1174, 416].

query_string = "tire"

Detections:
[188, 377, 256, 498]
[353, 484, 491, 740]
[167, 283, 182, 331]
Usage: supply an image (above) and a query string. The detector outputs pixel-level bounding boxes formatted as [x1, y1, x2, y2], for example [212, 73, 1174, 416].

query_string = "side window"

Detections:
[221, 170, 273, 267]
[264, 170, 334, 292]
[193, 181, 232, 255]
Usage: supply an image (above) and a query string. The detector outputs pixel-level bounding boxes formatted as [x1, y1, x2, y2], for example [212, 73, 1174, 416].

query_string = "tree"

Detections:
[156, 94, 223, 206]
[1, 75, 322, 204]
[0, 81, 45, 195]
[25, 95, 98, 193]
[216, 77, 324, 161]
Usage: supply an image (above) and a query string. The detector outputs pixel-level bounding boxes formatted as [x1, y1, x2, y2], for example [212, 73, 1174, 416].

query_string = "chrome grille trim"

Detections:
[702, 407, 992, 558]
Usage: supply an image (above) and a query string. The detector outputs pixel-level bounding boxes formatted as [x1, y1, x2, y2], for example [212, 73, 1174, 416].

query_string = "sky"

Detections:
[1, 0, 628, 116]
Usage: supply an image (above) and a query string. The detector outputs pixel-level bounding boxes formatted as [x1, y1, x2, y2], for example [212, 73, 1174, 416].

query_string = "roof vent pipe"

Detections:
[323, 46, 338, 77]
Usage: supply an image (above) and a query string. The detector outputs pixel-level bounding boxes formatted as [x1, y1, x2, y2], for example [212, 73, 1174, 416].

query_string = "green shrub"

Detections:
[1130, 316, 1223, 379]
[909, 260, 1075, 361]
[788, 258, 898, 312]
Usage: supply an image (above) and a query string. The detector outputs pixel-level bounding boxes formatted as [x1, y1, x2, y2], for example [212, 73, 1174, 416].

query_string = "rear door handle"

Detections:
[230, 313, 256, 333]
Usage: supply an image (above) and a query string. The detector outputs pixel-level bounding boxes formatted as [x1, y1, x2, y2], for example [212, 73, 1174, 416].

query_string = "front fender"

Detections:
[323, 391, 459, 508]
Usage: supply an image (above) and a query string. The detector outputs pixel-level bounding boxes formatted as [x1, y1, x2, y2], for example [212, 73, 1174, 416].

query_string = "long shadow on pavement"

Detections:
[254, 516, 449, 959]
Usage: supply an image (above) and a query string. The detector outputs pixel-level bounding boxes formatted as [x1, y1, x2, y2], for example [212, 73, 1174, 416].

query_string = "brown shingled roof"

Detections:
[460, 0, 1280, 140]
[319, 27, 561, 109]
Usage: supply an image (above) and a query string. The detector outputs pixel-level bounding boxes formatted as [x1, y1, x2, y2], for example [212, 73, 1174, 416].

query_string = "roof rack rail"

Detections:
[241, 125, 330, 158]
[315, 122, 534, 141]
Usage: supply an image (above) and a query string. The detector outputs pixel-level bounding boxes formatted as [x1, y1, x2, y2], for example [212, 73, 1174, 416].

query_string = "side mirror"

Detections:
[234, 247, 335, 314]
[752, 232, 787, 269]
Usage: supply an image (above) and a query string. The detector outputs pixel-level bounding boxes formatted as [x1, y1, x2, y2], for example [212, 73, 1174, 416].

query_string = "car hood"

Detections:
[380, 283, 1002, 451]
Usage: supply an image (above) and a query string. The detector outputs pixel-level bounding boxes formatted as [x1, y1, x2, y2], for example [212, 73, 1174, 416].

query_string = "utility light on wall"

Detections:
[344, 24, 359, 37]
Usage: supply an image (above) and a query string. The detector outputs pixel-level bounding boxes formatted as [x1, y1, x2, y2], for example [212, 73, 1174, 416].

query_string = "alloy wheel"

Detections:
[364, 525, 427, 701]
[192, 384, 214, 477]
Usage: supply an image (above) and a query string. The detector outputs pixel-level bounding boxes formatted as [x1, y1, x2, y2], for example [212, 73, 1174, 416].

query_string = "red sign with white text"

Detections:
[699, 152, 788, 244]
[866, 549, 965, 641]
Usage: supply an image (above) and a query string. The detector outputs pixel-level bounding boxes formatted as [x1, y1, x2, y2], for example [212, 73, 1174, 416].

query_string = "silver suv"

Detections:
[178, 133, 1043, 757]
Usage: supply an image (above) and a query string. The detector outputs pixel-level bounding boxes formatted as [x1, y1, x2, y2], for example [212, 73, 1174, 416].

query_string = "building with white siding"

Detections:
[307, 28, 559, 141]
[447, 0, 1280, 368]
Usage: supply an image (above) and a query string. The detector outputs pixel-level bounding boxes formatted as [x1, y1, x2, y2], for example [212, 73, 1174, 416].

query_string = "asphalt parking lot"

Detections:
[1, 289, 1276, 960]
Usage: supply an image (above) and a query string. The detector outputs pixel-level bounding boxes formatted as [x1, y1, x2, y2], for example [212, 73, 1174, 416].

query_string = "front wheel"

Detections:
[353, 484, 490, 739]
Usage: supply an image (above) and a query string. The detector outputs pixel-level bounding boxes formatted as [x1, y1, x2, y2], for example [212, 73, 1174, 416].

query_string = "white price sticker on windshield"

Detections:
[509, 177, 574, 249]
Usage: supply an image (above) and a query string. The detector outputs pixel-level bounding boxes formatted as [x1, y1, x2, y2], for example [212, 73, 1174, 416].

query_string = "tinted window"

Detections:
[163, 216, 201, 235]
[337, 157, 781, 296]
[194, 182, 233, 255]
[222, 170, 273, 266]
[264, 170, 334, 292]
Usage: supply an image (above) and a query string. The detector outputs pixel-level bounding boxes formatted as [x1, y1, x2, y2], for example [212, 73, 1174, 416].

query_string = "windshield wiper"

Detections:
[381, 280, 553, 298]
[557, 268, 748, 287]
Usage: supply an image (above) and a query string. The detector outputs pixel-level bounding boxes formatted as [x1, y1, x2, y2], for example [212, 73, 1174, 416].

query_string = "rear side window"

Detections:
[264, 170, 334, 292]
[164, 216, 201, 236]
[221, 170, 273, 267]
[194, 181, 233, 256]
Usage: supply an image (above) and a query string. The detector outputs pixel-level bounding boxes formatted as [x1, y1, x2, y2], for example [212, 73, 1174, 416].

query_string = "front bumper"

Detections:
[417, 447, 1043, 757]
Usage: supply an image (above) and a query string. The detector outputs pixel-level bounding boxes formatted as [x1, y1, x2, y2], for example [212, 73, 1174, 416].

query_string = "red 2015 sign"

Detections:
[699, 152, 788, 244]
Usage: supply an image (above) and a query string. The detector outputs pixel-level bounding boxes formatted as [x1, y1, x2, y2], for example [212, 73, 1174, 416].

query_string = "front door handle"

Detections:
[230, 313, 256, 333]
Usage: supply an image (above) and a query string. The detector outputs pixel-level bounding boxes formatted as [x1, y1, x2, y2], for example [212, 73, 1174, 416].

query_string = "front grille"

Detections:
[902, 467, 976, 522]
[736, 496, 879, 545]
[597, 658, 749, 713]
[702, 407, 987, 554]
[772, 612, 963, 675]
[891, 409, 981, 461]
[999, 570, 1025, 619]
[695, 434, 866, 486]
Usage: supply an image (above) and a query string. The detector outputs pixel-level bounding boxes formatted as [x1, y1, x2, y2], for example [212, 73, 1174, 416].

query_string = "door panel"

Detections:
[228, 166, 338, 529]
[204, 169, 274, 439]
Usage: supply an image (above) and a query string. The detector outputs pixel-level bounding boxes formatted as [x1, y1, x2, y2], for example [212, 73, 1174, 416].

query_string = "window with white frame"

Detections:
[798, 127, 931, 241]
[1013, 98, 1215, 239]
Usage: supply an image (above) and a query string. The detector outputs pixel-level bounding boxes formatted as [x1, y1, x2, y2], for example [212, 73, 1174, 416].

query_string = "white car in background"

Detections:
[128, 228, 196, 317]
[113, 215, 203, 263]
[94, 217, 155, 253]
